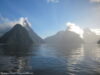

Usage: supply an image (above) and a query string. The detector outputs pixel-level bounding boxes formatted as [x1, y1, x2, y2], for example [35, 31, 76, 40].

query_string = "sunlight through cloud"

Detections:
[66, 22, 84, 38]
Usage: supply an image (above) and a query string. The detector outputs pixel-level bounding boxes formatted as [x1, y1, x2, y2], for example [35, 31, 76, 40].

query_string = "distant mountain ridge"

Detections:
[45, 28, 100, 45]
[45, 29, 83, 48]
[83, 28, 100, 44]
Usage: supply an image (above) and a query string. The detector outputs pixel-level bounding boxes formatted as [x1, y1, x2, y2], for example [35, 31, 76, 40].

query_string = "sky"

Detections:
[0, 0, 100, 38]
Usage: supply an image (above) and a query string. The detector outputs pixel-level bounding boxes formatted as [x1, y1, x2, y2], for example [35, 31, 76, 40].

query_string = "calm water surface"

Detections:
[0, 44, 100, 75]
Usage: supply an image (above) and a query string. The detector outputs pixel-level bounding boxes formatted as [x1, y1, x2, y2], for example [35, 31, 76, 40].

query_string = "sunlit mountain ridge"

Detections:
[45, 24, 100, 45]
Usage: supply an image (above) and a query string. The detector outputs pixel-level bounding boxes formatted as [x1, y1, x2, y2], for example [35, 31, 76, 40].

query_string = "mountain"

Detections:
[0, 18, 44, 45]
[83, 28, 100, 44]
[0, 24, 33, 46]
[45, 27, 100, 48]
[45, 29, 83, 49]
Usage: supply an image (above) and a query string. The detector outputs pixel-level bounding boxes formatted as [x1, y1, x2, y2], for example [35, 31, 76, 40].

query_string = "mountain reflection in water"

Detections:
[0, 44, 100, 75]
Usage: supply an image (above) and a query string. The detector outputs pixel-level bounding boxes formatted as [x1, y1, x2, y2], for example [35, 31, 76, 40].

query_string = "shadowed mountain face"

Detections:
[0, 24, 33, 46]
[24, 21, 44, 44]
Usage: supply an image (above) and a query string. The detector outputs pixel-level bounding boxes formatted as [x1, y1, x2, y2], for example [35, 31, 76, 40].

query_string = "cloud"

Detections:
[0, 16, 31, 28]
[89, 0, 100, 3]
[0, 16, 16, 33]
[47, 0, 60, 3]
[0, 17, 9, 23]
[0, 15, 18, 28]
[90, 29, 100, 35]
[19, 17, 31, 27]
[66, 22, 84, 38]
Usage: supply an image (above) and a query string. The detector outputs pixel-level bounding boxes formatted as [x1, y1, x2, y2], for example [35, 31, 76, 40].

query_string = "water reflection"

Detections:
[66, 44, 100, 75]
[0, 44, 33, 56]
[0, 44, 100, 75]
[0, 44, 33, 73]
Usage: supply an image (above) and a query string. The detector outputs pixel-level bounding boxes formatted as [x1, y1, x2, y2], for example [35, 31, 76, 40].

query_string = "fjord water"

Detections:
[0, 44, 100, 75]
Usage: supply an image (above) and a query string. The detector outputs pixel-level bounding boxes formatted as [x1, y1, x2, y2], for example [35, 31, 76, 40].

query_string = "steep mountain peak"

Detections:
[0, 23, 33, 45]
[0, 18, 44, 45]
[13, 24, 23, 28]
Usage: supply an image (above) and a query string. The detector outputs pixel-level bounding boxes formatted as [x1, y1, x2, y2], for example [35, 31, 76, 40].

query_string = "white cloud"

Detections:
[66, 22, 84, 38]
[0, 17, 9, 23]
[90, 29, 100, 35]
[0, 16, 16, 31]
[89, 0, 100, 3]
[0, 16, 31, 28]
[47, 0, 60, 3]
[19, 17, 31, 27]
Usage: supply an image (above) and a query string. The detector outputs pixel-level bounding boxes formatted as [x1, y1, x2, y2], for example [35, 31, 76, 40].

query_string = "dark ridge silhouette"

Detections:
[0, 24, 33, 46]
